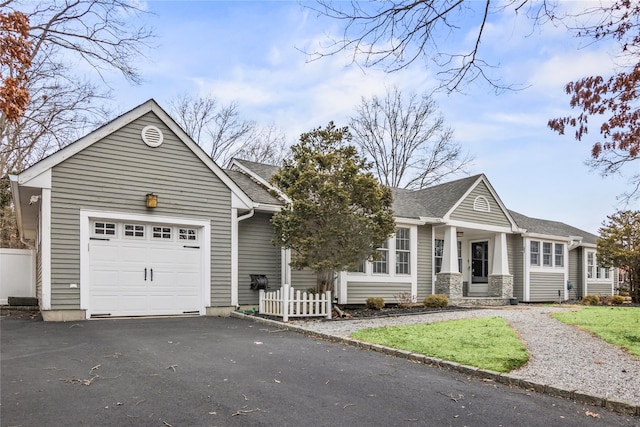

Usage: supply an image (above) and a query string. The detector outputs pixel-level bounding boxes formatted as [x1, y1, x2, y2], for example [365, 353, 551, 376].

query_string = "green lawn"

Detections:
[552, 307, 640, 358]
[351, 317, 528, 372]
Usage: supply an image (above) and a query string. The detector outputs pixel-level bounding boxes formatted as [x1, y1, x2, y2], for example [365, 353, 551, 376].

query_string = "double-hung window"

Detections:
[373, 240, 389, 274]
[542, 242, 552, 266]
[395, 227, 410, 275]
[554, 243, 564, 267]
[587, 252, 595, 279]
[530, 241, 540, 266]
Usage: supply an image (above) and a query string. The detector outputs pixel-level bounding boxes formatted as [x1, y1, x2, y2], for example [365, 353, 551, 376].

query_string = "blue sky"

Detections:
[102, 1, 637, 234]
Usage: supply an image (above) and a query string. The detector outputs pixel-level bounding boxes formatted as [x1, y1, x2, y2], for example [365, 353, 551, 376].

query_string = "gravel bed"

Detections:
[291, 305, 640, 405]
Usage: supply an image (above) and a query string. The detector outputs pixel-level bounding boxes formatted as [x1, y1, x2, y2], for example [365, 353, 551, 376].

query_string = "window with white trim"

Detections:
[458, 241, 463, 273]
[373, 240, 388, 274]
[395, 227, 410, 275]
[94, 222, 116, 236]
[152, 226, 172, 239]
[530, 241, 540, 266]
[543, 242, 552, 266]
[587, 251, 595, 278]
[179, 228, 197, 241]
[554, 243, 564, 267]
[124, 224, 145, 238]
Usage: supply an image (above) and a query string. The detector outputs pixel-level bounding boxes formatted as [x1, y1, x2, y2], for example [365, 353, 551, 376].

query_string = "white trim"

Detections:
[80, 210, 211, 319]
[231, 208, 238, 307]
[343, 224, 418, 298]
[444, 220, 513, 234]
[16, 99, 253, 209]
[40, 189, 52, 310]
[230, 159, 291, 203]
[442, 175, 520, 232]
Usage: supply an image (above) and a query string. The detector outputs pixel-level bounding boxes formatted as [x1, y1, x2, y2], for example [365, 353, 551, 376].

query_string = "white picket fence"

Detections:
[259, 283, 332, 322]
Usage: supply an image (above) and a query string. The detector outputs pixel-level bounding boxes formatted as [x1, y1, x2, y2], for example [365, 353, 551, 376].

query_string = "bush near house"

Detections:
[365, 297, 385, 310]
[582, 294, 601, 306]
[424, 294, 449, 308]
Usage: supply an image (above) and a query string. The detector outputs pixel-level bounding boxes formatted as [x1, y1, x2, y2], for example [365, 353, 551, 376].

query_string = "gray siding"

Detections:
[50, 112, 233, 309]
[237, 213, 281, 306]
[417, 224, 432, 299]
[291, 268, 317, 290]
[508, 234, 524, 301]
[587, 281, 613, 296]
[568, 248, 582, 299]
[346, 281, 411, 304]
[450, 182, 511, 227]
[529, 272, 564, 302]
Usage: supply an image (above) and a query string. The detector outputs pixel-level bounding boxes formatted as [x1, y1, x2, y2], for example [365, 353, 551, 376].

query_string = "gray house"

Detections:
[10, 100, 615, 321]
[228, 160, 616, 306]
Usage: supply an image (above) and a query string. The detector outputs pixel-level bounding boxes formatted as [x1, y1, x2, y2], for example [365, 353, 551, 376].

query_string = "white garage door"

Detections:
[88, 220, 203, 317]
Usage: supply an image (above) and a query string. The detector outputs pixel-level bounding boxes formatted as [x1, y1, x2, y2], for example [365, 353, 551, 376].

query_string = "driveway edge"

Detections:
[231, 311, 640, 417]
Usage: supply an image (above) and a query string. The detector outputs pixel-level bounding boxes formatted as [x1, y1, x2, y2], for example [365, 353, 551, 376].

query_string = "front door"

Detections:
[471, 241, 489, 284]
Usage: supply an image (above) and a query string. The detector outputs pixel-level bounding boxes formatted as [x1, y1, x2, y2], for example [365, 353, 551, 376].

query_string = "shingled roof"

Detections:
[509, 210, 598, 244]
[232, 158, 280, 182]
[228, 159, 597, 243]
[224, 169, 283, 206]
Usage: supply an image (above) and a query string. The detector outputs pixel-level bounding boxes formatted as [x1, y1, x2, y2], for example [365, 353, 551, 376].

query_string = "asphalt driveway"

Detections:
[1, 315, 637, 427]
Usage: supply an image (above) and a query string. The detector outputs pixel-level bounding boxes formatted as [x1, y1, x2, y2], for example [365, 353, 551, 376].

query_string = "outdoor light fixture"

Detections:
[146, 193, 157, 208]
[456, 231, 464, 238]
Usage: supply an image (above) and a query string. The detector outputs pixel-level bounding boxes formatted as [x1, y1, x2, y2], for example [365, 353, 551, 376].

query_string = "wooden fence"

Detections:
[259, 284, 332, 322]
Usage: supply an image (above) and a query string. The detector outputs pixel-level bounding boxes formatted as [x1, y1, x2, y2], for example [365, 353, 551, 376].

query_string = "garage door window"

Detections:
[124, 224, 145, 238]
[94, 222, 116, 236]
[179, 228, 197, 241]
[152, 226, 172, 239]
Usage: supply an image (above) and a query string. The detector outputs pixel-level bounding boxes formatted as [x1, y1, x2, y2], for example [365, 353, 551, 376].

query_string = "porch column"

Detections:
[489, 232, 513, 299]
[441, 226, 459, 273]
[491, 232, 509, 275]
[436, 226, 463, 304]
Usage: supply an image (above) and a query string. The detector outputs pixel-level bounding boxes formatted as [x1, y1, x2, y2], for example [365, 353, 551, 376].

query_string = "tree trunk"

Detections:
[631, 269, 639, 304]
[317, 269, 335, 293]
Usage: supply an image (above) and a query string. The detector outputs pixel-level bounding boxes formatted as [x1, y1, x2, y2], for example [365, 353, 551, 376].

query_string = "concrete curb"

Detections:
[231, 311, 640, 417]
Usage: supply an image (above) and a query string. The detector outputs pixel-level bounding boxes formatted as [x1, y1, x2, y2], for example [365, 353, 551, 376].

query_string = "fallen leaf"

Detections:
[585, 411, 601, 418]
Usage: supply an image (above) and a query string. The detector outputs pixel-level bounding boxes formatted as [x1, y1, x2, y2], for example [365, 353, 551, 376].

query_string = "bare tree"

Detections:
[349, 86, 472, 189]
[307, 1, 556, 92]
[0, 0, 153, 247]
[0, 0, 153, 176]
[170, 94, 288, 167]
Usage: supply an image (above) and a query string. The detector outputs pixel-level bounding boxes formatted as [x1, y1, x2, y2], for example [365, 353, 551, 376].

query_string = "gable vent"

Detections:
[141, 125, 164, 147]
[473, 196, 490, 212]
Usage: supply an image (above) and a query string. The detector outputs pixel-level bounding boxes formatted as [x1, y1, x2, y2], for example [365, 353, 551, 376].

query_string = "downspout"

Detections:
[232, 208, 255, 307]
[238, 209, 255, 222]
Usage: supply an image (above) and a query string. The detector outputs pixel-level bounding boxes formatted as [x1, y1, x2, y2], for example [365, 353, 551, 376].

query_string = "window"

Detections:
[543, 242, 552, 266]
[604, 268, 610, 279]
[554, 243, 564, 267]
[530, 241, 540, 266]
[373, 240, 388, 274]
[587, 252, 595, 279]
[124, 224, 145, 238]
[152, 226, 172, 239]
[179, 228, 197, 241]
[434, 239, 462, 274]
[348, 258, 367, 273]
[434, 239, 444, 274]
[395, 227, 410, 275]
[94, 222, 116, 236]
